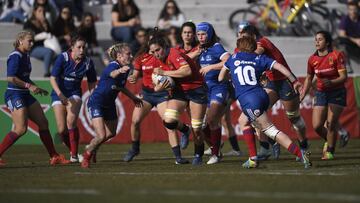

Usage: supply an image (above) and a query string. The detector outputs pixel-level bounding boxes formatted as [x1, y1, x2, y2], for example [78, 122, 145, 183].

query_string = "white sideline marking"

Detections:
[74, 170, 348, 176]
[0, 189, 100, 195]
[132, 189, 360, 202]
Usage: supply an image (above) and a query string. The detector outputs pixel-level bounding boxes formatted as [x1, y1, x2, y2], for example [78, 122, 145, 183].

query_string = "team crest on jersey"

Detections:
[216, 93, 223, 98]
[313, 61, 319, 66]
[206, 55, 212, 61]
[200, 56, 205, 61]
[70, 72, 76, 77]
[329, 56, 334, 65]
[234, 60, 241, 66]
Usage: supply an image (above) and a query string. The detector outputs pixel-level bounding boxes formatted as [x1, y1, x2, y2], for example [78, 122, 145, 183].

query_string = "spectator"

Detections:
[33, 0, 58, 25]
[0, 0, 31, 23]
[130, 27, 147, 55]
[53, 0, 83, 22]
[167, 26, 180, 47]
[157, 0, 185, 30]
[53, 5, 76, 51]
[111, 0, 141, 43]
[337, 1, 360, 71]
[77, 12, 109, 66]
[23, 4, 56, 77]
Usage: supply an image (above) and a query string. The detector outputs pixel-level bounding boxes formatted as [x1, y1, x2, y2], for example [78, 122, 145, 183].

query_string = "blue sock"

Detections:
[172, 145, 181, 159]
[132, 140, 140, 152]
[259, 141, 270, 149]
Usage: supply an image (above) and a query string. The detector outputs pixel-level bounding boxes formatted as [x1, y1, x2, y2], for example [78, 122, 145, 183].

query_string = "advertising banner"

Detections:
[0, 77, 358, 145]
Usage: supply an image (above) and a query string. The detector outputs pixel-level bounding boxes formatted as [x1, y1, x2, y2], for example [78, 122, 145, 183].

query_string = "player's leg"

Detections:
[222, 103, 241, 156]
[238, 113, 258, 168]
[52, 103, 70, 149]
[66, 96, 82, 161]
[123, 99, 152, 162]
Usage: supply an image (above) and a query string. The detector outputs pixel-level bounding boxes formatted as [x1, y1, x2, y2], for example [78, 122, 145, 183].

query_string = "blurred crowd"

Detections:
[0, 0, 359, 76]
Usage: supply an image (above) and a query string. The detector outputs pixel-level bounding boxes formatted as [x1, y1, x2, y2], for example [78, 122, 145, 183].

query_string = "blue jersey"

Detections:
[51, 52, 97, 96]
[199, 43, 229, 88]
[224, 52, 276, 121]
[6, 50, 32, 91]
[224, 52, 276, 98]
[89, 61, 129, 107]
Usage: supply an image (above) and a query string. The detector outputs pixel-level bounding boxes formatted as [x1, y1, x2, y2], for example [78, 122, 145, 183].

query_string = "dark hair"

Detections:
[236, 36, 257, 53]
[158, 0, 181, 21]
[180, 21, 198, 48]
[148, 31, 170, 49]
[70, 34, 86, 47]
[135, 27, 147, 36]
[116, 0, 139, 20]
[135, 27, 166, 58]
[241, 24, 261, 39]
[347, 1, 358, 7]
[316, 30, 332, 48]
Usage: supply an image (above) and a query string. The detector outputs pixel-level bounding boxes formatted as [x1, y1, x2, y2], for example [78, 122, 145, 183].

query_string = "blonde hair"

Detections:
[13, 30, 33, 48]
[236, 36, 257, 53]
[107, 43, 131, 60]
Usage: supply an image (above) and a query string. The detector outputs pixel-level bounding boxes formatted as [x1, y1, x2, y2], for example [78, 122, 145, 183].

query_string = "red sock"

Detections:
[39, 130, 58, 157]
[243, 127, 257, 158]
[287, 142, 301, 159]
[69, 128, 79, 157]
[0, 132, 21, 157]
[210, 127, 222, 156]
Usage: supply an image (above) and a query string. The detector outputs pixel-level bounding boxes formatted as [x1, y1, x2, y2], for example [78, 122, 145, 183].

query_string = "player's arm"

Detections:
[199, 53, 230, 75]
[109, 66, 130, 78]
[272, 62, 302, 93]
[300, 73, 314, 101]
[155, 65, 191, 78]
[118, 87, 143, 107]
[218, 66, 230, 82]
[128, 69, 141, 84]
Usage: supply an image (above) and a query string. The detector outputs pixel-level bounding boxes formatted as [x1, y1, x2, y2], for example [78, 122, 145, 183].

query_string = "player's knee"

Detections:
[326, 121, 337, 131]
[163, 120, 178, 130]
[131, 118, 141, 129]
[262, 124, 280, 140]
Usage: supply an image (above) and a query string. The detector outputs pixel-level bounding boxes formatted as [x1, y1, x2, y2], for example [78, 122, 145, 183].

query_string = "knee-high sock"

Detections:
[210, 127, 222, 156]
[39, 130, 58, 157]
[69, 128, 79, 157]
[0, 132, 21, 157]
[243, 127, 257, 158]
[287, 142, 301, 159]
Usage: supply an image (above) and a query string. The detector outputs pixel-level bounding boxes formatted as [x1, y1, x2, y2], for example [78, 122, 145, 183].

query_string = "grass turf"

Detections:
[0, 139, 359, 203]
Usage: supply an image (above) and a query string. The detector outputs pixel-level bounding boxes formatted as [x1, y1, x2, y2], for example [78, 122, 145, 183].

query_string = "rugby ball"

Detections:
[151, 73, 175, 89]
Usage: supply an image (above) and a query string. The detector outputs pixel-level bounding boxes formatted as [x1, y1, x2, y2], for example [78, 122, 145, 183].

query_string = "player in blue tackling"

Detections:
[81, 43, 143, 168]
[219, 36, 311, 169]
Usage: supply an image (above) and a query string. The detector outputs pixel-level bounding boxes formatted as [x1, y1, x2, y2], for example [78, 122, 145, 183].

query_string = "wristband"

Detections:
[25, 83, 31, 89]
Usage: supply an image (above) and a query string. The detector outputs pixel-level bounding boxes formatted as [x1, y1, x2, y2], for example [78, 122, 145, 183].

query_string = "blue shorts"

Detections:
[263, 79, 298, 101]
[87, 96, 117, 121]
[171, 86, 208, 104]
[4, 90, 37, 112]
[142, 88, 169, 107]
[313, 88, 346, 107]
[238, 89, 269, 122]
[208, 84, 230, 105]
[50, 90, 82, 106]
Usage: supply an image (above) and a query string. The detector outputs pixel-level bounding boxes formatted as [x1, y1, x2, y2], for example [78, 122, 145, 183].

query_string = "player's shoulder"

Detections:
[8, 50, 23, 60]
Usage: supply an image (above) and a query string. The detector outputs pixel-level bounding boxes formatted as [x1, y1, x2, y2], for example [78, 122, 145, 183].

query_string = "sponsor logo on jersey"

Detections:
[216, 93, 223, 98]
[142, 65, 153, 70]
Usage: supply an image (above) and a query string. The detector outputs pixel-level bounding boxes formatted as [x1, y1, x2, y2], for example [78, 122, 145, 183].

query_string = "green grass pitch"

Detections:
[0, 139, 359, 203]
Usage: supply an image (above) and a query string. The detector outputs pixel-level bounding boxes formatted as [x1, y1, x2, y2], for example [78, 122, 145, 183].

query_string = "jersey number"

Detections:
[234, 65, 257, 85]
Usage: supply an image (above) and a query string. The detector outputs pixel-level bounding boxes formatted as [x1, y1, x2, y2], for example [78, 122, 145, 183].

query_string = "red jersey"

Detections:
[133, 53, 161, 90]
[161, 47, 203, 91]
[307, 50, 346, 91]
[257, 37, 291, 81]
